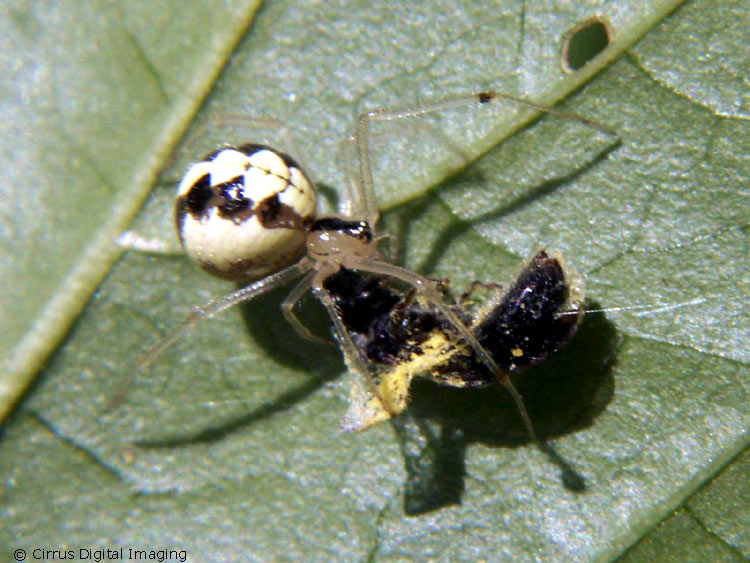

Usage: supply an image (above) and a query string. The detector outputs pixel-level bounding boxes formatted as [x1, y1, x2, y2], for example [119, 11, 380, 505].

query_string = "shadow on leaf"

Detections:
[394, 305, 618, 515]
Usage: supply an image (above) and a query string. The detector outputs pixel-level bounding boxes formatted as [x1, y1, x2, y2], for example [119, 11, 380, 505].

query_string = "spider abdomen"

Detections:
[175, 144, 316, 281]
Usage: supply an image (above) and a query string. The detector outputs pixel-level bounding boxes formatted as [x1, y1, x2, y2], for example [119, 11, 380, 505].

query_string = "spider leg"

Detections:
[116, 230, 184, 255]
[311, 269, 400, 432]
[359, 91, 618, 142]
[180, 114, 308, 170]
[352, 90, 619, 233]
[107, 259, 309, 410]
[373, 230, 398, 261]
[339, 136, 362, 218]
[281, 270, 334, 346]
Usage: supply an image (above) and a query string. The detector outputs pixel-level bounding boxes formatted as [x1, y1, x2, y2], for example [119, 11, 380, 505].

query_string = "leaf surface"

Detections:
[2, 1, 748, 561]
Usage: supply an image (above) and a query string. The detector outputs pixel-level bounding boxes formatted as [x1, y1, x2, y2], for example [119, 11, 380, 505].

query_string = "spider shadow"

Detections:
[393, 304, 619, 515]
[132, 282, 342, 448]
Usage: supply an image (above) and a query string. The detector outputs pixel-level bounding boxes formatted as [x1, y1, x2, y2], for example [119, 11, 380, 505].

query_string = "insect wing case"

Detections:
[474, 250, 584, 374]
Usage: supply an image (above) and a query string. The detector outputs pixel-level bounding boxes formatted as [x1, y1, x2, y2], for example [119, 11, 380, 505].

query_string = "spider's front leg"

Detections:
[310, 266, 408, 432]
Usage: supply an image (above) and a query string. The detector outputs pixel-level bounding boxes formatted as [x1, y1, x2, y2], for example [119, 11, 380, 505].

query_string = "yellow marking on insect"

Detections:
[377, 332, 464, 415]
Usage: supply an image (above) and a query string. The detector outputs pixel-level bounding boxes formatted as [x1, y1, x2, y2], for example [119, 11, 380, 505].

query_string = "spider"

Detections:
[131, 91, 616, 443]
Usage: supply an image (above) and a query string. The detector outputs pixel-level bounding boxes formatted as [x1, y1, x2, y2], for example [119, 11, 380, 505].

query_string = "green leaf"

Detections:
[622, 447, 750, 561]
[2, 1, 749, 561]
[0, 0, 263, 417]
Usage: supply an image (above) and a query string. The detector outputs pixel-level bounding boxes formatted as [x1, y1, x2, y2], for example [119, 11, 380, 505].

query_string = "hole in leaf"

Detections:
[562, 17, 612, 73]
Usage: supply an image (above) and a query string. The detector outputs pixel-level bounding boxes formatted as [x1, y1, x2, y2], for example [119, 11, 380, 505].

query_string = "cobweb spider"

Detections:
[122, 91, 617, 444]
